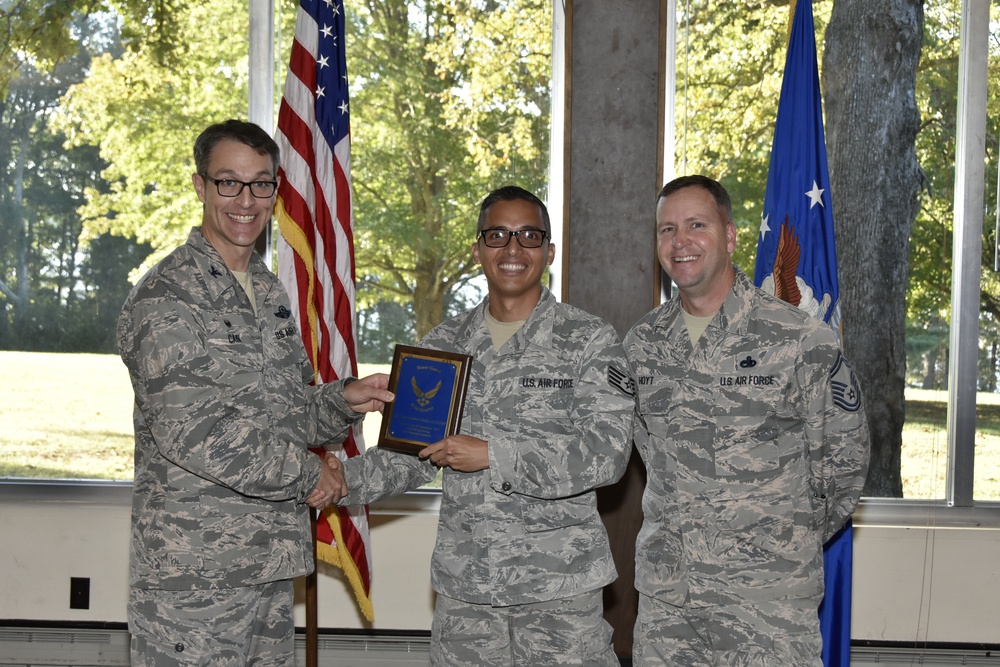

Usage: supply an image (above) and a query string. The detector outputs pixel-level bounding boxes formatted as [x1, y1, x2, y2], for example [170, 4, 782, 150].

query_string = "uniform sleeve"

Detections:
[307, 379, 365, 447]
[119, 293, 322, 503]
[625, 332, 653, 462]
[798, 326, 871, 541]
[339, 447, 439, 506]
[488, 323, 636, 500]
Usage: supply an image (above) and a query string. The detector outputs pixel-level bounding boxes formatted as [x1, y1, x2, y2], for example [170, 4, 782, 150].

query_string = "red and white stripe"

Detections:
[274, 0, 373, 620]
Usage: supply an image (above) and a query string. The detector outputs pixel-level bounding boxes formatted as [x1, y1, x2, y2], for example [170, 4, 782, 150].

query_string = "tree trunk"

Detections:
[989, 340, 997, 393]
[922, 345, 938, 390]
[413, 263, 446, 341]
[12, 115, 31, 331]
[823, 0, 923, 498]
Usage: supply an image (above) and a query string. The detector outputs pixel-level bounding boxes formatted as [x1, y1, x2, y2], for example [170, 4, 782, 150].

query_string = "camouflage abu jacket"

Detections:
[118, 228, 361, 590]
[625, 268, 870, 608]
[341, 287, 636, 606]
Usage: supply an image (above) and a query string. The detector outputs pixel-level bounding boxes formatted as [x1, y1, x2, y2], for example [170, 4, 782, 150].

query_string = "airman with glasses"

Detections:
[339, 185, 635, 666]
[119, 119, 392, 667]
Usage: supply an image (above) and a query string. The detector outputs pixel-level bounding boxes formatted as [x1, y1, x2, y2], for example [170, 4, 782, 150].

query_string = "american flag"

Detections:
[274, 0, 373, 621]
[754, 2, 849, 665]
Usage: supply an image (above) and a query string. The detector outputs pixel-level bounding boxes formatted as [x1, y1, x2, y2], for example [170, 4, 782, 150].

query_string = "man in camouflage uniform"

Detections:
[117, 120, 392, 667]
[339, 186, 636, 666]
[625, 175, 870, 666]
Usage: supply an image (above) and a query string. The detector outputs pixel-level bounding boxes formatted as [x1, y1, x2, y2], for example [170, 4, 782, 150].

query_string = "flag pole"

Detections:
[276, 0, 375, 643]
[787, 0, 797, 44]
[307, 510, 319, 667]
[755, 2, 854, 664]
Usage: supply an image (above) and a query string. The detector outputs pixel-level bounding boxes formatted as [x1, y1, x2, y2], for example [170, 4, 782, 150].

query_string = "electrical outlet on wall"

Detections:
[70, 577, 90, 610]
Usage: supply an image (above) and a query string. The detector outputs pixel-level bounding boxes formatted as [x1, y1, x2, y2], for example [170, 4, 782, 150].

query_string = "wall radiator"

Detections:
[2, 626, 999, 666]
[0, 626, 431, 666]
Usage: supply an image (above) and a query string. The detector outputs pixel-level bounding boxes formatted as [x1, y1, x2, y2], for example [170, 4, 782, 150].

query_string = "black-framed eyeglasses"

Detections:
[201, 175, 278, 199]
[478, 227, 548, 248]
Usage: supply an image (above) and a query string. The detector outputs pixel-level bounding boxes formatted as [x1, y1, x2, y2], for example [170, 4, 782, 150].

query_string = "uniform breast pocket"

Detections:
[519, 406, 574, 440]
[637, 385, 674, 440]
[206, 315, 261, 370]
[635, 391, 678, 485]
[712, 413, 790, 480]
[267, 319, 302, 362]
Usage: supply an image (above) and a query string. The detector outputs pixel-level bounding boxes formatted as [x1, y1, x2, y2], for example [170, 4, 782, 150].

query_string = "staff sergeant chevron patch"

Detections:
[608, 363, 635, 396]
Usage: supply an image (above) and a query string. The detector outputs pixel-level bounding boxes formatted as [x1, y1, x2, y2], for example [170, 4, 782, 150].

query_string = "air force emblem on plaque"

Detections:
[412, 377, 442, 408]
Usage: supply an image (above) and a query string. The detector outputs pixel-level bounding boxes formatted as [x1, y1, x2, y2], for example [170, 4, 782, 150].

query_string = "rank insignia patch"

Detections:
[608, 363, 635, 396]
[830, 351, 862, 412]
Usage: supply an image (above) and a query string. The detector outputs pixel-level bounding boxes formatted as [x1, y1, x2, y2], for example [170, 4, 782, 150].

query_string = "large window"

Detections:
[1, 2, 255, 481]
[1, 1, 997, 507]
[0, 0, 552, 482]
[668, 0, 1000, 503]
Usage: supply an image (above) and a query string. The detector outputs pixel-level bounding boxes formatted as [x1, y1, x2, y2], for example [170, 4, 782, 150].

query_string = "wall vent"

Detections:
[0, 626, 431, 666]
[2, 627, 997, 667]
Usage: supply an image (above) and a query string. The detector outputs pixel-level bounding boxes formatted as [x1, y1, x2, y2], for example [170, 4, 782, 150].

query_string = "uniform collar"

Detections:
[184, 227, 272, 305]
[714, 267, 755, 337]
[459, 285, 556, 356]
[499, 285, 555, 351]
[652, 266, 756, 341]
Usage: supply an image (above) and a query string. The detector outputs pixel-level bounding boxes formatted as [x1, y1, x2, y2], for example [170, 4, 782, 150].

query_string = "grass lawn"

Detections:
[0, 351, 136, 480]
[901, 389, 1000, 500]
[1, 351, 997, 499]
[0, 351, 388, 481]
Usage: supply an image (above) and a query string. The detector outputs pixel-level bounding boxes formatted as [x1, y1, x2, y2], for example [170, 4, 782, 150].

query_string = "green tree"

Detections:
[905, 1, 961, 392]
[1, 4, 217, 351]
[671, 1, 823, 265]
[348, 0, 551, 340]
[48, 0, 550, 344]
[0, 12, 118, 349]
[355, 279, 415, 363]
[0, 0, 187, 99]
[76, 232, 152, 351]
[902, 2, 1000, 395]
[53, 0, 251, 273]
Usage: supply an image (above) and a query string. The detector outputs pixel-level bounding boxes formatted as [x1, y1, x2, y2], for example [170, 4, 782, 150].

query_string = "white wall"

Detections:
[851, 503, 1000, 644]
[2, 488, 999, 644]
[0, 487, 437, 630]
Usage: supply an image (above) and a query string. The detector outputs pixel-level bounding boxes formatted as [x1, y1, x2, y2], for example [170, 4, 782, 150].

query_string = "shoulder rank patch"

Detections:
[608, 363, 635, 396]
[830, 350, 862, 412]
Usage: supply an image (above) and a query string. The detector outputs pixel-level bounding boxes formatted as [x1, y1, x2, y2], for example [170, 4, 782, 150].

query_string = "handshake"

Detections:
[304, 373, 394, 510]
[306, 454, 348, 509]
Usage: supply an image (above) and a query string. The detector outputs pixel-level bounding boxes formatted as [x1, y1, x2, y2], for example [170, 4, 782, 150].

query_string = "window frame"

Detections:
[945, 0, 988, 507]
[3, 1, 997, 522]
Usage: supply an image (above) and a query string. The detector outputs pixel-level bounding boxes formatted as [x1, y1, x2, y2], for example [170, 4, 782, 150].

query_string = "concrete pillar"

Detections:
[561, 0, 668, 657]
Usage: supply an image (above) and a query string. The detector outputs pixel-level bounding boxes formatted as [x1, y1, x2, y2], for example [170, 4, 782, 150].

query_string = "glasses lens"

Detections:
[207, 177, 276, 198]
[480, 228, 547, 248]
[214, 179, 242, 196]
[517, 229, 545, 248]
[481, 229, 510, 247]
[249, 181, 277, 198]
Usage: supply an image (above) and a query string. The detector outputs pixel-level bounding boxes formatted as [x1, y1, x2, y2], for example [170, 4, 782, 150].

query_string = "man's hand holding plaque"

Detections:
[377, 344, 472, 456]
[418, 434, 489, 472]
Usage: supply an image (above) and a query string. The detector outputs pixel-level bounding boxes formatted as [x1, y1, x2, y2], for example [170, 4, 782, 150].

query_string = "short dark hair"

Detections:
[193, 120, 280, 176]
[657, 175, 733, 222]
[477, 185, 551, 236]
